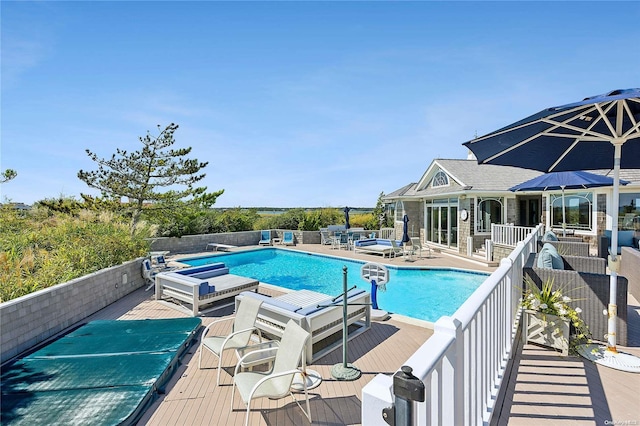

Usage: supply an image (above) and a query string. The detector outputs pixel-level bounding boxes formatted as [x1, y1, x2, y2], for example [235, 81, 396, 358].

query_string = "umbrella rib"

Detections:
[544, 102, 616, 140]
[548, 141, 579, 172]
[483, 107, 594, 163]
[547, 102, 618, 170]
[622, 100, 640, 139]
[477, 95, 640, 166]
[482, 133, 544, 163]
[595, 103, 618, 137]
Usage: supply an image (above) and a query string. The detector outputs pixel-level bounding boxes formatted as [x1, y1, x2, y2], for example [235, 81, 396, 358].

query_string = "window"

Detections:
[432, 170, 449, 188]
[550, 192, 592, 231]
[619, 192, 640, 231]
[477, 197, 503, 233]
[395, 201, 404, 222]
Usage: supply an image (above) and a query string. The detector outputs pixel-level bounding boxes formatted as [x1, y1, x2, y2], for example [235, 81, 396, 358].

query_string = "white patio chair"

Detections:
[410, 237, 432, 258]
[198, 296, 263, 386]
[389, 240, 404, 258]
[141, 259, 156, 291]
[231, 319, 312, 426]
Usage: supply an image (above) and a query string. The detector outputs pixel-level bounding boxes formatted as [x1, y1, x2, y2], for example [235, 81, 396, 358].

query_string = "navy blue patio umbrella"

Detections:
[509, 171, 629, 236]
[401, 215, 411, 243]
[343, 207, 351, 230]
[464, 88, 640, 369]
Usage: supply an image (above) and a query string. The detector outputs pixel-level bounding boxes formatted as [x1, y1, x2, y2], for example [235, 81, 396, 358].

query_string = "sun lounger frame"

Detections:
[156, 271, 258, 316]
[236, 289, 371, 363]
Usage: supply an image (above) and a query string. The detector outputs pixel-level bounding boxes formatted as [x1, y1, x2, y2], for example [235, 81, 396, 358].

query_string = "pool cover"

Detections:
[1, 317, 201, 425]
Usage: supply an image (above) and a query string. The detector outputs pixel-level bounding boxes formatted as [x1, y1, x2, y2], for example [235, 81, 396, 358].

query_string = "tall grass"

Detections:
[0, 206, 153, 302]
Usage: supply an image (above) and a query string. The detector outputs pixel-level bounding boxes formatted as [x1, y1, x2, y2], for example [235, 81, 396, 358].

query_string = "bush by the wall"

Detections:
[0, 206, 152, 302]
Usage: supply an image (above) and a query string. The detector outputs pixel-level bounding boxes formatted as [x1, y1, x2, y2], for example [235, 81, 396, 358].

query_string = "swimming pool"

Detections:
[180, 248, 488, 323]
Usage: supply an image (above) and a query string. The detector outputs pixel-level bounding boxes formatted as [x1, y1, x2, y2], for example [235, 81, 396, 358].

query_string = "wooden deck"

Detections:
[84, 244, 638, 425]
[85, 285, 432, 426]
[494, 295, 640, 426]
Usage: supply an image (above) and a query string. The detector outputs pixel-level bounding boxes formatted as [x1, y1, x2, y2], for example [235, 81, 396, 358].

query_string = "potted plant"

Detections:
[521, 278, 590, 356]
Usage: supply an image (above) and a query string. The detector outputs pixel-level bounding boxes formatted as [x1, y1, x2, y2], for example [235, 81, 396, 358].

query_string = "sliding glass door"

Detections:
[425, 198, 458, 248]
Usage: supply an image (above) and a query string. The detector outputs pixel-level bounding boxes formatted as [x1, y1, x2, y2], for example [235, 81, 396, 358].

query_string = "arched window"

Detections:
[477, 197, 503, 233]
[395, 201, 404, 222]
[432, 170, 449, 188]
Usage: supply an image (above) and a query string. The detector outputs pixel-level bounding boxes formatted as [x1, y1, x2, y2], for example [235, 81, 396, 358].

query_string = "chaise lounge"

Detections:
[156, 263, 259, 316]
[235, 288, 371, 363]
[354, 238, 402, 258]
[259, 230, 272, 246]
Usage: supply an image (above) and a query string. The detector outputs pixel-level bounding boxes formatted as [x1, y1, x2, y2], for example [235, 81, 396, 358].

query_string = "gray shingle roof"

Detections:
[384, 159, 640, 201]
[433, 159, 543, 191]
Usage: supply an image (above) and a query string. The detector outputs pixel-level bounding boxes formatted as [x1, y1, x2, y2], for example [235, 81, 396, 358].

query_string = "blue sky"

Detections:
[2, 1, 639, 207]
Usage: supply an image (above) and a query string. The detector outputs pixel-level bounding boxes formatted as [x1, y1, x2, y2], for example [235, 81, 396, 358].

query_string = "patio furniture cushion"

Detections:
[537, 243, 564, 270]
[175, 263, 226, 275]
[238, 291, 301, 313]
[600, 230, 638, 256]
[618, 231, 635, 248]
[191, 267, 230, 281]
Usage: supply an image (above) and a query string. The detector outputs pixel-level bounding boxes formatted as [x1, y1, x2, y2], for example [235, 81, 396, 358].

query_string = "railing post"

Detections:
[434, 316, 464, 425]
[485, 239, 493, 262]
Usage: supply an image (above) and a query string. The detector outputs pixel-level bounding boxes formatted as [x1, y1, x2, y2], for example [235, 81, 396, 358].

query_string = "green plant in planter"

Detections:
[521, 277, 591, 353]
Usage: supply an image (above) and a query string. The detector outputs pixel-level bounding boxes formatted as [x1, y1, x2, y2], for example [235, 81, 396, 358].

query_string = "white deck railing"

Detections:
[362, 224, 544, 425]
[379, 227, 395, 240]
[491, 223, 537, 247]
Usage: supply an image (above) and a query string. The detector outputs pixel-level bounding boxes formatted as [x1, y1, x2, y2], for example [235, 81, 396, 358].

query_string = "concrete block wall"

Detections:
[149, 230, 323, 253]
[1, 258, 145, 364]
[270, 230, 321, 245]
[149, 231, 262, 254]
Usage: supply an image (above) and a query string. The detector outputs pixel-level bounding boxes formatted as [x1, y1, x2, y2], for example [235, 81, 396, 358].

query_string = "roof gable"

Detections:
[416, 159, 466, 191]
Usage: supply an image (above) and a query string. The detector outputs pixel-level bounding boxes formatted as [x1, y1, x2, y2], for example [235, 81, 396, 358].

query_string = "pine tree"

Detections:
[78, 123, 223, 233]
[1, 169, 17, 183]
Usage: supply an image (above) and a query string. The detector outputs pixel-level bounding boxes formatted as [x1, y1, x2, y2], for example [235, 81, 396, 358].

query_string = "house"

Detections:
[384, 154, 640, 260]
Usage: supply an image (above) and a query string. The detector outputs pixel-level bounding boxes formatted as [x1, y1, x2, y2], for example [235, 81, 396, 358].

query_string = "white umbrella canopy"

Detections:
[464, 89, 640, 371]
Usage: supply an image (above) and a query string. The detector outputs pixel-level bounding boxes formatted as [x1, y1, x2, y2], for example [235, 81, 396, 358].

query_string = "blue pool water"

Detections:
[181, 249, 488, 322]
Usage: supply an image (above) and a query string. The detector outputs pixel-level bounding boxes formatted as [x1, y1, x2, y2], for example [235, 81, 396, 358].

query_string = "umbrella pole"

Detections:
[606, 143, 623, 353]
[561, 186, 566, 237]
[577, 108, 640, 372]
[330, 266, 361, 381]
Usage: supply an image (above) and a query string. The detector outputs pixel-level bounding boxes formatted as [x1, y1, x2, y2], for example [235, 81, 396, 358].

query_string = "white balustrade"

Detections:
[362, 224, 544, 425]
[491, 223, 536, 247]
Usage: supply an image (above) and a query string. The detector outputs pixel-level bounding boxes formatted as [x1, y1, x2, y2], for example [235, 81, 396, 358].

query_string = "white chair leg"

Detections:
[198, 345, 203, 369]
[230, 381, 236, 412]
[216, 353, 223, 386]
[244, 402, 251, 426]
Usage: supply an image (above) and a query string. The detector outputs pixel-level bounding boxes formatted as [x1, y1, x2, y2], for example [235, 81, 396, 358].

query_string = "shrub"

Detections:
[255, 208, 345, 231]
[0, 206, 152, 302]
